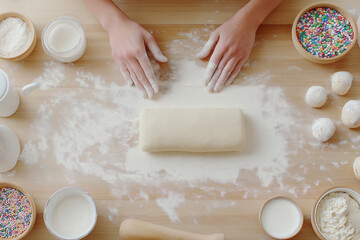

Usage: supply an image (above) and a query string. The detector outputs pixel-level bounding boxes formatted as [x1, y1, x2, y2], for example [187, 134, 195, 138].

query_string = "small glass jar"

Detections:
[42, 16, 86, 63]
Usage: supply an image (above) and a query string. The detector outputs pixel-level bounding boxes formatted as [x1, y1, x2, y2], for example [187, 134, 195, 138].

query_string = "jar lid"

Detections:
[0, 70, 9, 100]
[0, 124, 20, 173]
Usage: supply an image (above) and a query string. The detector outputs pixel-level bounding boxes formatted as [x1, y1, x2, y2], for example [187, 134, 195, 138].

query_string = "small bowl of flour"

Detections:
[0, 12, 36, 61]
[312, 187, 360, 240]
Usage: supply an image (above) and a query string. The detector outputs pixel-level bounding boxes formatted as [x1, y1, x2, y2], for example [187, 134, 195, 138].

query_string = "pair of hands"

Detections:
[108, 14, 257, 98]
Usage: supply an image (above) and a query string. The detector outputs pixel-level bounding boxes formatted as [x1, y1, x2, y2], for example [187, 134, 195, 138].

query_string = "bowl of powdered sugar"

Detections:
[312, 187, 360, 240]
[0, 12, 36, 61]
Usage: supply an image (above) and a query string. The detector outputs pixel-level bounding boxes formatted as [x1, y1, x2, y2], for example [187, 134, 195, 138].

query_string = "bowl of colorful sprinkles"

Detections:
[292, 3, 358, 64]
[0, 182, 36, 239]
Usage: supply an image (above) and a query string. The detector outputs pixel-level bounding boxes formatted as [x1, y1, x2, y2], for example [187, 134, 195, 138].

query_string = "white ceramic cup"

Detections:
[44, 187, 97, 240]
[0, 69, 20, 117]
[0, 124, 20, 173]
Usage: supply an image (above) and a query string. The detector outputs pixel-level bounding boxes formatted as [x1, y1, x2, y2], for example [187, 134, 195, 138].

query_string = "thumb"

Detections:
[196, 35, 218, 59]
[146, 36, 168, 63]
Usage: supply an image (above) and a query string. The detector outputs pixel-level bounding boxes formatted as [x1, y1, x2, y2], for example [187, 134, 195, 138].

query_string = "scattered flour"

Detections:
[238, 71, 272, 85]
[18, 27, 354, 222]
[156, 192, 185, 222]
[34, 61, 66, 90]
[19, 56, 307, 220]
[107, 206, 118, 222]
[21, 59, 297, 190]
[19, 143, 39, 165]
[287, 65, 302, 71]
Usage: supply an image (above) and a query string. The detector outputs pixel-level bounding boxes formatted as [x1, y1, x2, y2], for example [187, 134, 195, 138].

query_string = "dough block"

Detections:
[139, 108, 246, 152]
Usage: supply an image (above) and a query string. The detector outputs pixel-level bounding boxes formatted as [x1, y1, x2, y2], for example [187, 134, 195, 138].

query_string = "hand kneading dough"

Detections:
[139, 108, 246, 152]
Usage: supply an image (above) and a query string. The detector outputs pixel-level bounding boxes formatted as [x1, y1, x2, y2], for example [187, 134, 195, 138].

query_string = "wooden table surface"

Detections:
[1, 0, 360, 239]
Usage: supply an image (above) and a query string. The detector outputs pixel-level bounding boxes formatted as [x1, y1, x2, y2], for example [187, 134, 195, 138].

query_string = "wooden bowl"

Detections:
[259, 196, 303, 239]
[311, 187, 360, 240]
[0, 12, 37, 61]
[0, 182, 36, 240]
[291, 2, 358, 64]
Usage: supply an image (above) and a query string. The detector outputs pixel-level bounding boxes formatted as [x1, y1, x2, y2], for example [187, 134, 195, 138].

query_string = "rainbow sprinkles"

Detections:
[0, 187, 32, 239]
[296, 7, 354, 58]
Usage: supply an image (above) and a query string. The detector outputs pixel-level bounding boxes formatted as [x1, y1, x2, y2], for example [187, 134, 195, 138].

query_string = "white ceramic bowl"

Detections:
[311, 187, 360, 240]
[44, 187, 97, 240]
[0, 12, 37, 61]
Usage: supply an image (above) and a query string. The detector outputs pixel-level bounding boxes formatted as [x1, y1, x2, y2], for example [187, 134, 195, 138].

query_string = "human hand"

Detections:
[108, 17, 168, 98]
[197, 13, 258, 93]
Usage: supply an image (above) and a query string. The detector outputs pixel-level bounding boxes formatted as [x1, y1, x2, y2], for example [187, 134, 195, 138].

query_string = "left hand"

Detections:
[197, 13, 258, 92]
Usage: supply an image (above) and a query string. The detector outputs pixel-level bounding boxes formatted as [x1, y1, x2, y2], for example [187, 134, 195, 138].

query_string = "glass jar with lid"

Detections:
[42, 15, 86, 63]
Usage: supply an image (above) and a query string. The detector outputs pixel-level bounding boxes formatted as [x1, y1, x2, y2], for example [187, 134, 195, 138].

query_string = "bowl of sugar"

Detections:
[259, 196, 303, 239]
[312, 187, 360, 240]
[0, 12, 37, 61]
[44, 187, 97, 240]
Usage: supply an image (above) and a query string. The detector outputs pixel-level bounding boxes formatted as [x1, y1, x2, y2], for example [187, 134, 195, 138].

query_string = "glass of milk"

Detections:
[44, 187, 97, 239]
[42, 16, 86, 63]
[259, 196, 303, 239]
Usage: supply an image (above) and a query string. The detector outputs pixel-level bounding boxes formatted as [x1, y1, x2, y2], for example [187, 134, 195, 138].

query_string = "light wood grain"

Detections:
[0, 0, 360, 239]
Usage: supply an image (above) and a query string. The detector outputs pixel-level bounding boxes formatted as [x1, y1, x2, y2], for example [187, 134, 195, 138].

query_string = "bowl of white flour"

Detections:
[0, 12, 36, 61]
[312, 187, 360, 240]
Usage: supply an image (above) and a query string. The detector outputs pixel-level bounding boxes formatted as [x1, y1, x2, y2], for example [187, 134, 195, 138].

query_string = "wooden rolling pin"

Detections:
[119, 219, 225, 240]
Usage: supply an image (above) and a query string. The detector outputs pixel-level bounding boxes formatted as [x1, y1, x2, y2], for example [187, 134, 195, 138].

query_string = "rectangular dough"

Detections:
[139, 108, 246, 152]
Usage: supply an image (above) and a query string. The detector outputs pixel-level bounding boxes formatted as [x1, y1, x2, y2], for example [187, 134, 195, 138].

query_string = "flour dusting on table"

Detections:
[156, 192, 185, 222]
[19, 57, 301, 220]
[34, 61, 67, 90]
[17, 27, 353, 222]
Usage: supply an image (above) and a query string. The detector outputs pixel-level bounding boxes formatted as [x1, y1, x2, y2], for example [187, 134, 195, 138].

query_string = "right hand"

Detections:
[108, 17, 168, 99]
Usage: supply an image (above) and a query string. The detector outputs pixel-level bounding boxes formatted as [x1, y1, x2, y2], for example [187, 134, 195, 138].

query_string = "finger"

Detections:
[146, 35, 168, 62]
[203, 45, 224, 86]
[125, 62, 147, 98]
[225, 58, 246, 87]
[129, 58, 155, 99]
[117, 61, 133, 86]
[206, 57, 228, 92]
[138, 53, 159, 93]
[196, 35, 219, 59]
[213, 58, 238, 92]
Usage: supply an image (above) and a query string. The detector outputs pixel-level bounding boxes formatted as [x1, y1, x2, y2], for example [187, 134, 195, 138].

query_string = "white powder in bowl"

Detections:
[317, 192, 360, 240]
[0, 17, 31, 56]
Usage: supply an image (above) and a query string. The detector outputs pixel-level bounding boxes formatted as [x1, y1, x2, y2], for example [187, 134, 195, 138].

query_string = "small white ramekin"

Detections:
[44, 187, 97, 240]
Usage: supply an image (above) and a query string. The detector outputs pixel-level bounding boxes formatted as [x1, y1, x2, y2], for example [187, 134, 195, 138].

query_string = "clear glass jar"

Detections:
[42, 16, 86, 63]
